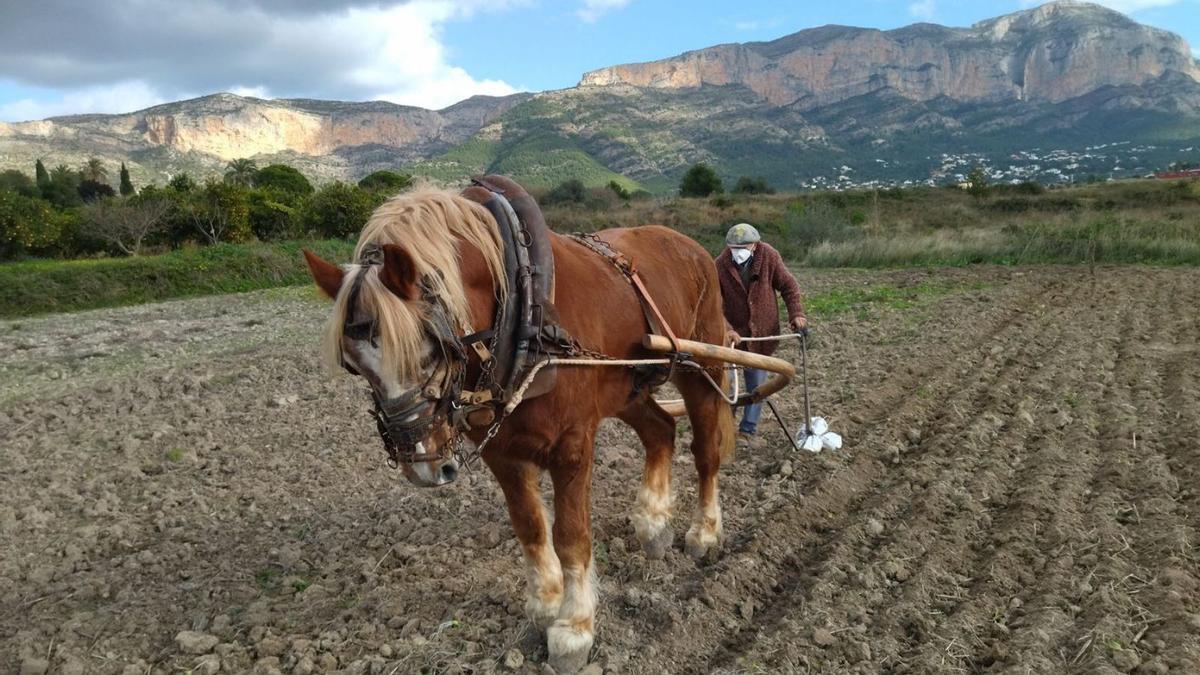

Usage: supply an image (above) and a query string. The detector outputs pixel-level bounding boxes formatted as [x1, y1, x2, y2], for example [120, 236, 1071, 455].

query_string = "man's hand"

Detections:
[791, 316, 809, 335]
[724, 328, 741, 346]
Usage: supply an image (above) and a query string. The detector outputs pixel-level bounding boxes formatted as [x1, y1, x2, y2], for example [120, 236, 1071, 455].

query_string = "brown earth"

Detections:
[2, 266, 1198, 675]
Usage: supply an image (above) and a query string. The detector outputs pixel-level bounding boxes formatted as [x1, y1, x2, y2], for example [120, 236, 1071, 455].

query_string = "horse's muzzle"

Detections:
[401, 452, 460, 487]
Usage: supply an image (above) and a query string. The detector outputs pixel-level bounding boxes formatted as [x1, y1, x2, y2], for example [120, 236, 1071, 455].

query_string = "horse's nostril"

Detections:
[441, 463, 458, 483]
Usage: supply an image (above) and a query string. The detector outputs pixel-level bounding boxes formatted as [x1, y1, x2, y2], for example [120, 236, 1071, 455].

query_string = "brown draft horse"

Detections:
[302, 186, 734, 673]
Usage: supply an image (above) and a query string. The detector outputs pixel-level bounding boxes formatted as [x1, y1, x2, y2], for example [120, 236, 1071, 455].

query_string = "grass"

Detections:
[541, 178, 1200, 268]
[801, 281, 989, 317]
[0, 239, 355, 319]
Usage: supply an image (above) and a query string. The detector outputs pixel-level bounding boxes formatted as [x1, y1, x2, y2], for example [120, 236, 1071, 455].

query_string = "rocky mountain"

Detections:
[581, 1, 1200, 107]
[0, 93, 529, 185]
[2, 1, 1198, 191]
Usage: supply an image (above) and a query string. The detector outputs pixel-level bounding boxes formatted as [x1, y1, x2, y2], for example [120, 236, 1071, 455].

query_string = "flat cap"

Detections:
[725, 223, 761, 246]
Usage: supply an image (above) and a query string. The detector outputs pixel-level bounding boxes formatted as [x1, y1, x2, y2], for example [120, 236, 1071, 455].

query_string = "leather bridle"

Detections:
[339, 244, 472, 467]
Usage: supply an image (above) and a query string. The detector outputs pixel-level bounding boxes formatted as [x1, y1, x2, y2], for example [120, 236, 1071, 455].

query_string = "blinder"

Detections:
[339, 246, 475, 466]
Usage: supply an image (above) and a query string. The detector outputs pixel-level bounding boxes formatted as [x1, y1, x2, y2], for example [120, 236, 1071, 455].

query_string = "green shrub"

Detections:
[255, 164, 314, 195]
[304, 182, 383, 239]
[358, 170, 413, 193]
[0, 192, 64, 258]
[733, 176, 774, 195]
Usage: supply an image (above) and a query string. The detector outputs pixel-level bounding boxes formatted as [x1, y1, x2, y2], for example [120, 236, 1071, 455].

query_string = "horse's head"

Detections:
[302, 189, 507, 488]
[303, 245, 466, 486]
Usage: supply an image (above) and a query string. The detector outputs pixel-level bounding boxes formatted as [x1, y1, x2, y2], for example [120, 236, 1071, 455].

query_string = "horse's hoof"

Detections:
[684, 527, 722, 561]
[641, 526, 674, 560]
[547, 622, 593, 675]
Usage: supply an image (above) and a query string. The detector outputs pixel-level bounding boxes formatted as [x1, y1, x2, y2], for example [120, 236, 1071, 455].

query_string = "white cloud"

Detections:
[316, 1, 517, 108]
[0, 81, 165, 122]
[577, 0, 632, 23]
[909, 0, 937, 20]
[0, 0, 521, 121]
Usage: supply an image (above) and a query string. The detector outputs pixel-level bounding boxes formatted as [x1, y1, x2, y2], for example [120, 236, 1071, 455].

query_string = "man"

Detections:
[714, 223, 807, 447]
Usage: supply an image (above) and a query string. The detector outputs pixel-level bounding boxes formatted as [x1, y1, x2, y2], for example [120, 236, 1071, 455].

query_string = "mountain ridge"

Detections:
[2, 0, 1198, 190]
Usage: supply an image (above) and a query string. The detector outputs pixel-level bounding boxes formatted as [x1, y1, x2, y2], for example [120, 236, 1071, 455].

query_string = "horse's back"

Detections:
[593, 224, 726, 345]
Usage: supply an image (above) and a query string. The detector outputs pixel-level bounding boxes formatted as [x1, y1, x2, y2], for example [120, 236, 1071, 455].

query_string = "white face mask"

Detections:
[731, 248, 753, 265]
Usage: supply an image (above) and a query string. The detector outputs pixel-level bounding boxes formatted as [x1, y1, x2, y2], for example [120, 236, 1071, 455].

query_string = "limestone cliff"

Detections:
[0, 93, 528, 183]
[579, 1, 1200, 107]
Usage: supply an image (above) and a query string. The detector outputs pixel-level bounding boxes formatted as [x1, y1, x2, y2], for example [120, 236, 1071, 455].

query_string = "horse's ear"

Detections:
[380, 244, 419, 301]
[302, 249, 345, 299]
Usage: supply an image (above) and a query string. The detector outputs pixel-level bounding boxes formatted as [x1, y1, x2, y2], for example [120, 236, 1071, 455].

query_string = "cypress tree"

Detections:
[119, 162, 135, 196]
[35, 159, 49, 188]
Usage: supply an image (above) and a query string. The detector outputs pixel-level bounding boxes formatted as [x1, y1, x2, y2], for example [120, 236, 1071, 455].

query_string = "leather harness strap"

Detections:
[567, 233, 681, 354]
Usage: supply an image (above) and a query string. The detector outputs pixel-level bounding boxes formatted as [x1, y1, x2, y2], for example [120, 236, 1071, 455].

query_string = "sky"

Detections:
[0, 0, 1198, 122]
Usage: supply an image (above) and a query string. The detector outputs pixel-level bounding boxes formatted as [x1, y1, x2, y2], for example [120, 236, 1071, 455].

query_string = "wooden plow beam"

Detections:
[642, 334, 796, 418]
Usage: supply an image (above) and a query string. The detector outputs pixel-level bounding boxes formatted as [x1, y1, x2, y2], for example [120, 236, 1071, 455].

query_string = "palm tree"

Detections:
[50, 164, 77, 183]
[81, 157, 108, 182]
[224, 158, 258, 187]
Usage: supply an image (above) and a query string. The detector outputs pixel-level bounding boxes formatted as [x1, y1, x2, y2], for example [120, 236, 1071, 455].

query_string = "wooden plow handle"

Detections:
[642, 335, 796, 418]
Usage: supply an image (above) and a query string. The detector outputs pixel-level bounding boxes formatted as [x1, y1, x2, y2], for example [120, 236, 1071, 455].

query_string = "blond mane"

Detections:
[321, 187, 507, 382]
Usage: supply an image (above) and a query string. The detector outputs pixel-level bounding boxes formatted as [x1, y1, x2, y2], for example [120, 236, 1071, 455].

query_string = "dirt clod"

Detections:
[1113, 648, 1141, 672]
[813, 628, 836, 647]
[19, 658, 49, 675]
[176, 630, 220, 655]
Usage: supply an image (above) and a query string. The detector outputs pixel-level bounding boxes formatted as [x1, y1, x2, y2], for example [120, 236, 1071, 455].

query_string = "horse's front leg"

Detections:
[486, 455, 563, 631]
[546, 428, 597, 675]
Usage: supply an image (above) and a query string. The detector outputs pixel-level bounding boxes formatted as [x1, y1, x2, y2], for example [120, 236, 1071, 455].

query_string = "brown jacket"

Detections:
[715, 242, 805, 356]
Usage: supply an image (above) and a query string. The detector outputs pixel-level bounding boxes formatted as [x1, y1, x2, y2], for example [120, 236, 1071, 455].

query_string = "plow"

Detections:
[505, 329, 835, 455]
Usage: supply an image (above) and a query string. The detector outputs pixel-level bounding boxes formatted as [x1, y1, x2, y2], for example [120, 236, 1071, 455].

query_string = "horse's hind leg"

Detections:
[617, 398, 677, 559]
[676, 373, 735, 560]
[485, 455, 563, 631]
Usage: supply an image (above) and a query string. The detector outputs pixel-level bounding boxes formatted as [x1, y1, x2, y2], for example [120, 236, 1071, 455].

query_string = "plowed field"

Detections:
[3, 266, 1198, 674]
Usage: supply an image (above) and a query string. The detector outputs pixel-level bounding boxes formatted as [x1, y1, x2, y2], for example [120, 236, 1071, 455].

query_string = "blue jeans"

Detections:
[739, 368, 766, 434]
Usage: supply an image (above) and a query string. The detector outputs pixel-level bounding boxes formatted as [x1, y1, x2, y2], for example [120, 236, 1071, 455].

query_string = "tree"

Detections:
[78, 180, 116, 202]
[0, 191, 63, 258]
[357, 170, 412, 192]
[248, 187, 303, 240]
[41, 165, 82, 208]
[0, 170, 38, 197]
[680, 162, 723, 198]
[81, 197, 172, 256]
[189, 180, 251, 244]
[254, 164, 313, 195]
[224, 158, 258, 187]
[967, 165, 990, 199]
[607, 180, 631, 200]
[543, 179, 586, 205]
[81, 157, 108, 183]
[304, 182, 383, 239]
[119, 163, 135, 196]
[35, 159, 49, 189]
[733, 176, 774, 195]
[168, 173, 197, 193]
